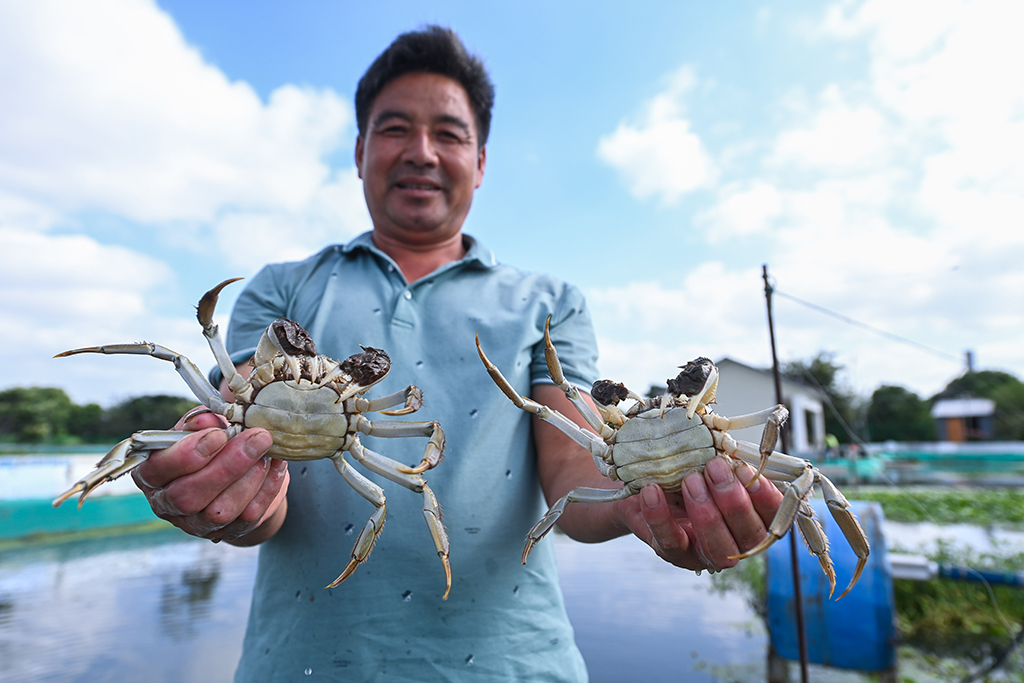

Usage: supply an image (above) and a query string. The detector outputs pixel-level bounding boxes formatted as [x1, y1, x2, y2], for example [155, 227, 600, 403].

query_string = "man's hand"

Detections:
[131, 410, 288, 546]
[532, 383, 785, 572]
[621, 458, 784, 572]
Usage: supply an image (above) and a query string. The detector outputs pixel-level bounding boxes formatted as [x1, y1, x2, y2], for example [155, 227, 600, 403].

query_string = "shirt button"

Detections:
[403, 290, 412, 300]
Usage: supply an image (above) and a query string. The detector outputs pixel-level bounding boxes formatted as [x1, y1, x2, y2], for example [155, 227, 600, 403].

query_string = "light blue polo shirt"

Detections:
[227, 231, 599, 682]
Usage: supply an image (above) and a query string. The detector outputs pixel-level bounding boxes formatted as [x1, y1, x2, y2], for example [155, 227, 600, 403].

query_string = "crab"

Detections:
[52, 278, 452, 598]
[476, 319, 870, 599]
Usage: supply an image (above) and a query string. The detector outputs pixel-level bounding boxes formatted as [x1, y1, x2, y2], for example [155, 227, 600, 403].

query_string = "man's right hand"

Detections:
[131, 410, 289, 546]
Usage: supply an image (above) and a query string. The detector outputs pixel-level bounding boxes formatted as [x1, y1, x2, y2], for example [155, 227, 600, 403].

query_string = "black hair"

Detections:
[355, 26, 495, 147]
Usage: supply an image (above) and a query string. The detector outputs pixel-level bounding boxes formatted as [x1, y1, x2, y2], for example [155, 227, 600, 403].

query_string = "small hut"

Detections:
[931, 397, 996, 441]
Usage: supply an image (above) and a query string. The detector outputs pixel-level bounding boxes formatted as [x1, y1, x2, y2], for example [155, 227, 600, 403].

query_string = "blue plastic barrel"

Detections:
[766, 499, 896, 672]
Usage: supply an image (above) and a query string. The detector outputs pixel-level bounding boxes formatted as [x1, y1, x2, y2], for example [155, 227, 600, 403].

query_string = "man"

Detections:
[133, 26, 783, 681]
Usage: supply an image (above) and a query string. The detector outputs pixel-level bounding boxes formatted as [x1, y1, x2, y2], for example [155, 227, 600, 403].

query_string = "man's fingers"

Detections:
[735, 462, 786, 526]
[150, 429, 274, 518]
[204, 460, 290, 542]
[701, 457, 770, 556]
[680, 462, 741, 570]
[133, 427, 230, 492]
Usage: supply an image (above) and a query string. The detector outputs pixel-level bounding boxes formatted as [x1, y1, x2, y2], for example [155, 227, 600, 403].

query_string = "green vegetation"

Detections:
[782, 352, 860, 444]
[866, 385, 935, 442]
[0, 387, 195, 445]
[856, 488, 1024, 526]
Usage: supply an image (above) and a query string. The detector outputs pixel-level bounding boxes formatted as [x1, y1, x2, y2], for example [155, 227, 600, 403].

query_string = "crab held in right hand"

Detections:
[476, 318, 869, 599]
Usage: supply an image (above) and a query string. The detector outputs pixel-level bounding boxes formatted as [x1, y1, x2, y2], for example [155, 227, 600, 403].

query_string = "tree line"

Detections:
[782, 354, 1024, 443]
[0, 387, 196, 445]
[3, 356, 1024, 446]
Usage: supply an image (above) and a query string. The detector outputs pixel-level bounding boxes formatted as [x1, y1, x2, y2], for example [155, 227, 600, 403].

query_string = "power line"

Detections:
[773, 289, 965, 365]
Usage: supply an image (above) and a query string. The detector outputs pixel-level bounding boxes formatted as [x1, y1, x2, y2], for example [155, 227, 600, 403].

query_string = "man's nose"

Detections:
[403, 128, 438, 166]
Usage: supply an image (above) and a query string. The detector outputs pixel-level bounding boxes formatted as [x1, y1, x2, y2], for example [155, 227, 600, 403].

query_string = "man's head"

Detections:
[355, 26, 495, 149]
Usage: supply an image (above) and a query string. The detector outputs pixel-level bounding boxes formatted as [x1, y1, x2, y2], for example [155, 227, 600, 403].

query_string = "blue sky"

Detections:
[2, 0, 1022, 410]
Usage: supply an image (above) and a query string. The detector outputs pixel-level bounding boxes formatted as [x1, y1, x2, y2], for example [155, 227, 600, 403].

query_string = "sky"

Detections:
[2, 0, 1022, 414]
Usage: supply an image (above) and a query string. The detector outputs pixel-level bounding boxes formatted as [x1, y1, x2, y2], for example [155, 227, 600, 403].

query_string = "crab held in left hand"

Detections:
[53, 278, 452, 598]
[476, 319, 870, 599]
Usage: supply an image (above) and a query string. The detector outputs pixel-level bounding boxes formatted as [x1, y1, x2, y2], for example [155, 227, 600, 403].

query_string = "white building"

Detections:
[711, 358, 828, 457]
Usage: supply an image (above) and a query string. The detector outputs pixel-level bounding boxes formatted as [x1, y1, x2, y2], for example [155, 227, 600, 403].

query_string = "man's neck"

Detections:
[371, 230, 467, 283]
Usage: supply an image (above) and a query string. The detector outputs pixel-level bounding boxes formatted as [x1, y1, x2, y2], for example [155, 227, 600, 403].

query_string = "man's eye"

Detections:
[438, 130, 464, 142]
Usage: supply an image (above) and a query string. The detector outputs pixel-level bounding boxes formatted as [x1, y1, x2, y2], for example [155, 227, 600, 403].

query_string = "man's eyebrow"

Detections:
[371, 110, 412, 127]
[436, 114, 472, 133]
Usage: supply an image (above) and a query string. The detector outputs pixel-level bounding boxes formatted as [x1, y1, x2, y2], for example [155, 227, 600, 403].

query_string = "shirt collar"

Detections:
[340, 230, 498, 271]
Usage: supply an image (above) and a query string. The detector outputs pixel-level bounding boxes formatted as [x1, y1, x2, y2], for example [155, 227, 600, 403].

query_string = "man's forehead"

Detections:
[369, 73, 474, 125]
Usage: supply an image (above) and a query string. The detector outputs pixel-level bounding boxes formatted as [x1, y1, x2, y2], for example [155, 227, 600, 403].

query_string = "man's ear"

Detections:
[475, 145, 486, 189]
[355, 136, 365, 179]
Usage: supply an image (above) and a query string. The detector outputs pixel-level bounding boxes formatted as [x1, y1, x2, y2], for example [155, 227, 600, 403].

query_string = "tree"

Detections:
[0, 387, 78, 442]
[98, 395, 198, 441]
[782, 352, 860, 443]
[867, 385, 934, 442]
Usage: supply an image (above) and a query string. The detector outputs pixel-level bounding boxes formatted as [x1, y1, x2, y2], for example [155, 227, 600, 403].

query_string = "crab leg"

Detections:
[523, 485, 635, 563]
[360, 385, 424, 416]
[342, 439, 452, 599]
[54, 342, 238, 421]
[476, 334, 611, 463]
[538, 318, 613, 438]
[52, 430, 192, 508]
[196, 278, 245, 392]
[356, 418, 446, 475]
[328, 454, 388, 590]
[702, 404, 788, 483]
[817, 474, 870, 598]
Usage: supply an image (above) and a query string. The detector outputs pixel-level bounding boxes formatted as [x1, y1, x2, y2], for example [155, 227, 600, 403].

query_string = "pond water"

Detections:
[0, 527, 801, 683]
[4, 518, 1013, 683]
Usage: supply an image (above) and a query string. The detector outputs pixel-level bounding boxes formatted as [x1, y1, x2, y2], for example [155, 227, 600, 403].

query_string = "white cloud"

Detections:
[587, 0, 1024, 403]
[596, 65, 717, 204]
[696, 181, 783, 239]
[0, 0, 361, 229]
[0, 227, 217, 405]
[0, 0, 369, 405]
[771, 86, 890, 171]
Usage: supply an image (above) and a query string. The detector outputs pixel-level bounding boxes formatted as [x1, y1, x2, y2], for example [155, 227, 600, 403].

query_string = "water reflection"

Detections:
[0, 524, 910, 682]
[0, 529, 258, 683]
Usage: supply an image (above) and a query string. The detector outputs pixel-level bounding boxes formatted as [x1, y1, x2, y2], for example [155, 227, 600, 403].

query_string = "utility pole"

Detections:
[763, 264, 809, 683]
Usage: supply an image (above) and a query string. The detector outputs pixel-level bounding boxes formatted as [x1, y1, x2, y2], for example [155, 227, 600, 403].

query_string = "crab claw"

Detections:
[669, 358, 719, 419]
[196, 278, 243, 333]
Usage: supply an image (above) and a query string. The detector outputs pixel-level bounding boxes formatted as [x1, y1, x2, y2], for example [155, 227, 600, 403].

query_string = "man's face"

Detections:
[355, 72, 486, 246]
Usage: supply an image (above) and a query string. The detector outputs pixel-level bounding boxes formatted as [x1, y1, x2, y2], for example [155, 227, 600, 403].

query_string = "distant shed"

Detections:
[931, 398, 996, 441]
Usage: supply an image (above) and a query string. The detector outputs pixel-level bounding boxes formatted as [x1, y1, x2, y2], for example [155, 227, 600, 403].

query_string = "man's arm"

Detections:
[532, 383, 785, 572]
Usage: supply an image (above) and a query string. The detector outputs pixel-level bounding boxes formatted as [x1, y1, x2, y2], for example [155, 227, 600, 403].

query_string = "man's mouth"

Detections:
[397, 183, 440, 190]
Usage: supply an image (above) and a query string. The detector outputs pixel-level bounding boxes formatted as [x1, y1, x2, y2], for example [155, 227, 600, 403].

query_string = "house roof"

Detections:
[931, 398, 996, 419]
